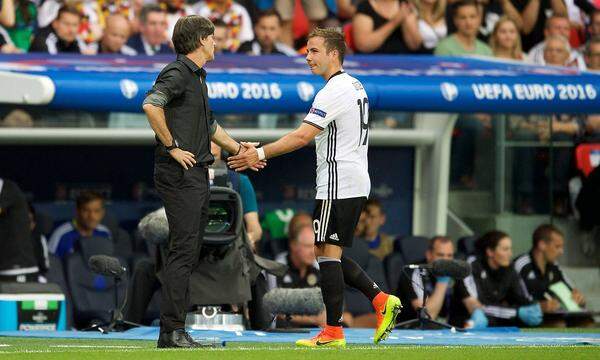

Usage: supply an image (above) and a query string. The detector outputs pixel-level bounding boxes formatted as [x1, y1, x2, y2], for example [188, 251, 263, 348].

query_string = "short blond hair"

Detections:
[308, 27, 346, 64]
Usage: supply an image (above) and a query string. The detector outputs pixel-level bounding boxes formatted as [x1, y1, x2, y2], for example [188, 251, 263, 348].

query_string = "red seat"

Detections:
[575, 143, 600, 177]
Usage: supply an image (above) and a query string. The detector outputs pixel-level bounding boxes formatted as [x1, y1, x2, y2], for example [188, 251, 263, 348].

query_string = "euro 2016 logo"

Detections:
[297, 82, 315, 102]
[440, 82, 458, 102]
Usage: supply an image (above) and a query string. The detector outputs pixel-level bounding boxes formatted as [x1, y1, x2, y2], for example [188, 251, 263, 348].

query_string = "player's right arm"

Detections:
[228, 88, 345, 170]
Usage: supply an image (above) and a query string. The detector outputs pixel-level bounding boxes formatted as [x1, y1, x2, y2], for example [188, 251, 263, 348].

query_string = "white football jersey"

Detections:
[303, 71, 370, 200]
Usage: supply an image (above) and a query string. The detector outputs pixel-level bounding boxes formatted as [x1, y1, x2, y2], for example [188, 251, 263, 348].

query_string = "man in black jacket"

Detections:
[142, 15, 262, 348]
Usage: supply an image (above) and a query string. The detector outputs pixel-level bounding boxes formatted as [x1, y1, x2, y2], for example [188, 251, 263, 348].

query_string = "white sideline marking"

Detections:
[0, 344, 10, 347]
[50, 345, 143, 349]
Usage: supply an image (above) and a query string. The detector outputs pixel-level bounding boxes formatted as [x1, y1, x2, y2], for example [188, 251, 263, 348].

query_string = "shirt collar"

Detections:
[327, 69, 344, 82]
[177, 54, 206, 77]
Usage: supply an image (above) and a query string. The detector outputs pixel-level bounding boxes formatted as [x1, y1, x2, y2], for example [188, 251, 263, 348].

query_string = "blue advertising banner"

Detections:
[1, 54, 599, 114]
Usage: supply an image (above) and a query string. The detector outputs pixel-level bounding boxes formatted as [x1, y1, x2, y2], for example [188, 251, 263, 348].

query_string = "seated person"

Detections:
[514, 224, 593, 327]
[126, 4, 171, 55]
[48, 191, 112, 260]
[237, 9, 296, 56]
[449, 231, 543, 329]
[396, 236, 454, 325]
[30, 5, 87, 54]
[267, 224, 325, 327]
[0, 178, 39, 282]
[93, 14, 137, 55]
[362, 198, 394, 261]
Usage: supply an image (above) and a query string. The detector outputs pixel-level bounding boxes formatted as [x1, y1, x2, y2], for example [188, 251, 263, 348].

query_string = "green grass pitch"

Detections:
[0, 334, 599, 360]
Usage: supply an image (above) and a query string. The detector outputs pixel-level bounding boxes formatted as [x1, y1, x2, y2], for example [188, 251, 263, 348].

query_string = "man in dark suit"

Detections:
[127, 3, 172, 55]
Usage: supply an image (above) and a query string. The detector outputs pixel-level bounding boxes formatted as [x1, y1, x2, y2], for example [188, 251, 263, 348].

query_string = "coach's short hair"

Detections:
[308, 27, 346, 64]
[172, 15, 215, 55]
[532, 224, 563, 249]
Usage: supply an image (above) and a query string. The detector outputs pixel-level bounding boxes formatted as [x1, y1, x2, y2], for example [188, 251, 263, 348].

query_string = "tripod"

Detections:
[85, 275, 144, 334]
[395, 269, 465, 332]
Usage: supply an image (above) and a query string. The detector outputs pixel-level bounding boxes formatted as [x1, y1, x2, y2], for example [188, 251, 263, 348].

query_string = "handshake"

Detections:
[227, 142, 267, 172]
[169, 141, 267, 171]
[467, 303, 543, 329]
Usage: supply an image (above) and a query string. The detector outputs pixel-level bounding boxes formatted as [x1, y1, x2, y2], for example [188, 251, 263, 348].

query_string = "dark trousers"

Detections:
[123, 258, 160, 324]
[154, 161, 210, 333]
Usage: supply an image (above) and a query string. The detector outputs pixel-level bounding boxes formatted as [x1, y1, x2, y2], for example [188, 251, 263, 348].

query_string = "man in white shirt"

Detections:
[228, 28, 401, 348]
[528, 15, 586, 70]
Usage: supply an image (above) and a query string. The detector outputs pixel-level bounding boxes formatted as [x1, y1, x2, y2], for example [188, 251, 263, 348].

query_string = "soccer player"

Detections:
[228, 28, 402, 347]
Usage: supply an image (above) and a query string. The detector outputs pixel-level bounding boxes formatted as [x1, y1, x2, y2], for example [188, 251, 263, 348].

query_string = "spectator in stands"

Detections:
[506, 0, 567, 52]
[587, 9, 600, 40]
[94, 13, 137, 55]
[336, 0, 357, 20]
[396, 236, 455, 325]
[213, 18, 230, 53]
[0, 178, 39, 282]
[362, 199, 394, 261]
[353, 0, 422, 54]
[584, 35, 600, 70]
[237, 9, 296, 55]
[449, 230, 543, 328]
[413, 0, 447, 53]
[189, 0, 253, 52]
[30, 5, 87, 54]
[489, 16, 525, 60]
[3, 0, 37, 51]
[48, 191, 112, 260]
[528, 15, 586, 69]
[275, 0, 327, 47]
[0, 23, 19, 52]
[126, 3, 171, 55]
[434, 0, 492, 57]
[267, 224, 325, 327]
[514, 224, 593, 327]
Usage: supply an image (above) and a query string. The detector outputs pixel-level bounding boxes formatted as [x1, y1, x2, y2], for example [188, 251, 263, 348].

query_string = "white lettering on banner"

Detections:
[472, 83, 513, 100]
[513, 84, 554, 100]
[471, 83, 597, 101]
[207, 82, 282, 100]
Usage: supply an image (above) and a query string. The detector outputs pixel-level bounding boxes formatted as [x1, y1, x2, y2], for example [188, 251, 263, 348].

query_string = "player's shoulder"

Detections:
[316, 73, 364, 100]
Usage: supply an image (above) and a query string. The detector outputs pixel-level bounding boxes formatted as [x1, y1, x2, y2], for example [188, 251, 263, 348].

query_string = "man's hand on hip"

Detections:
[169, 148, 196, 169]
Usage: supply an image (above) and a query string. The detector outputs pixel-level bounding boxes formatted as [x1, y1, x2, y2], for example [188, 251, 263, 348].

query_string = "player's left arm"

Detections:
[227, 123, 320, 171]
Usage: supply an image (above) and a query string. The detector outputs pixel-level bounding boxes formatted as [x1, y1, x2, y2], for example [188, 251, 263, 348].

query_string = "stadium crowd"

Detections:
[0, 0, 598, 63]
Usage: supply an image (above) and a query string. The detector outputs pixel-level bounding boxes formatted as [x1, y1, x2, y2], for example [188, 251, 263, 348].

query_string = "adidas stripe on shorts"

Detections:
[312, 197, 367, 247]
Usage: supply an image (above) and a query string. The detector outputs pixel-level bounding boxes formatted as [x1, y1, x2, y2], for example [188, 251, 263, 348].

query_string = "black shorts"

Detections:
[312, 197, 367, 247]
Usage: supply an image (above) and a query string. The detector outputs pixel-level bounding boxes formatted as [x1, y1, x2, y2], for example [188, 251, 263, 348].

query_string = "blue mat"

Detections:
[1, 327, 599, 346]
